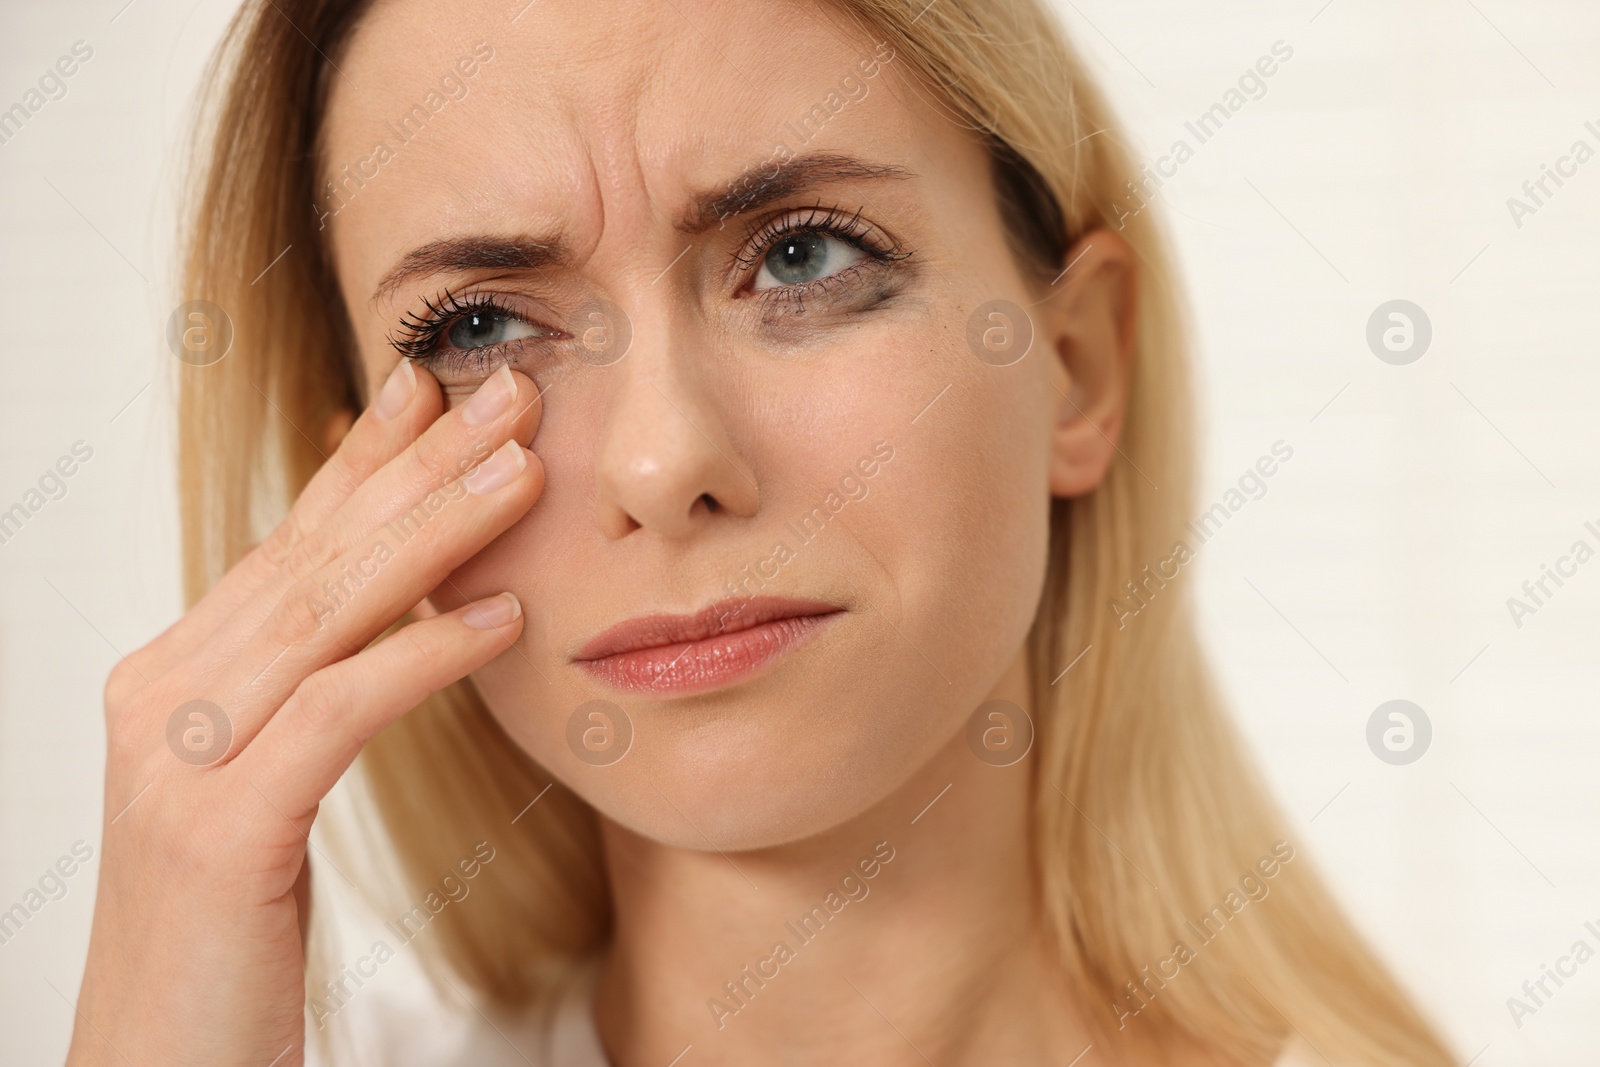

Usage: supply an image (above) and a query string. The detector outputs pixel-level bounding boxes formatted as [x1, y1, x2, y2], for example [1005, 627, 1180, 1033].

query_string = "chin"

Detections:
[482, 613, 973, 853]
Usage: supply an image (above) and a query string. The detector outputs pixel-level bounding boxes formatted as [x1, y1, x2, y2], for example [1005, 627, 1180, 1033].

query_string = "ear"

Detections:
[1037, 228, 1138, 498]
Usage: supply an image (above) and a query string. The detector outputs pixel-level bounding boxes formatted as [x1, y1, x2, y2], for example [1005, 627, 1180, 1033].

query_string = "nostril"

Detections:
[699, 493, 720, 514]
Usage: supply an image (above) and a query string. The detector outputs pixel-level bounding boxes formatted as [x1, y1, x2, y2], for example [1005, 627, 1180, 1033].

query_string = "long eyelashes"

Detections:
[731, 199, 910, 275]
[734, 202, 912, 316]
[389, 201, 914, 366]
[388, 289, 536, 361]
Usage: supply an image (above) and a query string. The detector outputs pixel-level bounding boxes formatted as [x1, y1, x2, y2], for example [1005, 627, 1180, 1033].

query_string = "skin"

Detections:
[67, 0, 1199, 1065]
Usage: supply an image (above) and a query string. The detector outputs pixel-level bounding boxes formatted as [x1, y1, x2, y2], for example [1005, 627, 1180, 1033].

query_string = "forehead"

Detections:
[319, 0, 958, 297]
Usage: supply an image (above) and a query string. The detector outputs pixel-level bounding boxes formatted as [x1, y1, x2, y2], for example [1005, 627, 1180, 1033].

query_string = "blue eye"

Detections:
[390, 290, 553, 365]
[445, 309, 544, 350]
[754, 231, 866, 290]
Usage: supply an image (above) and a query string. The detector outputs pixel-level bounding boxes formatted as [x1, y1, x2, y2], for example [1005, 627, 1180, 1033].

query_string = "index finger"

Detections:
[122, 361, 506, 692]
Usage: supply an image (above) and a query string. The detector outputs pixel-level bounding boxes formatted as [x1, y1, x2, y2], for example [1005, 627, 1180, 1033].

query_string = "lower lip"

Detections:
[575, 612, 840, 696]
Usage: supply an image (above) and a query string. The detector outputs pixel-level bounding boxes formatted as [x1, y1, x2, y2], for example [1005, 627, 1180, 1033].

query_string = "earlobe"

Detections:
[1039, 228, 1138, 498]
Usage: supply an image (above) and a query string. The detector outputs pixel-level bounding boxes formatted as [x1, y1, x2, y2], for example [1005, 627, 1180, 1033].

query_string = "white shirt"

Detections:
[304, 951, 1320, 1066]
[304, 951, 608, 1067]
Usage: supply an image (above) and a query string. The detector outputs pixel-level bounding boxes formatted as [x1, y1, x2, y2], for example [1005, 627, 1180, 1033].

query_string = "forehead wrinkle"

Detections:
[576, 65, 655, 262]
[533, 35, 697, 275]
[358, 3, 920, 305]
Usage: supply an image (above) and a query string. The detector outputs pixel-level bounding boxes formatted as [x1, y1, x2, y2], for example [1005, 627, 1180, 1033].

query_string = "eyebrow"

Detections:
[371, 235, 565, 305]
[369, 152, 917, 304]
[675, 151, 916, 233]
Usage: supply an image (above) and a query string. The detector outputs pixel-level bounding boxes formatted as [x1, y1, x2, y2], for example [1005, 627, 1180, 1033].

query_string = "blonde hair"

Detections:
[178, 1, 1455, 1063]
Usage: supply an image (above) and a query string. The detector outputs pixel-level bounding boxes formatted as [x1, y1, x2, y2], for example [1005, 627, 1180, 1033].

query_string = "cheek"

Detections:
[426, 455, 596, 790]
[426, 379, 600, 617]
[429, 314, 1058, 849]
[834, 320, 1056, 689]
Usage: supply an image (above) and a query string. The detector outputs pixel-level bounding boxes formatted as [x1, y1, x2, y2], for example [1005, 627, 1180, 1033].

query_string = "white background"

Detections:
[1, 0, 1596, 1063]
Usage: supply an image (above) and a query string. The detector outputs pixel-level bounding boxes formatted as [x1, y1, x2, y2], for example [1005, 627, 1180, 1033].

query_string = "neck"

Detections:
[591, 649, 1094, 1066]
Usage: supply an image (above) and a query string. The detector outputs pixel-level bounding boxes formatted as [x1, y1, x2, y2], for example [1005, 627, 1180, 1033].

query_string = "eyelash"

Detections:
[388, 201, 912, 365]
[389, 289, 537, 366]
[732, 200, 912, 310]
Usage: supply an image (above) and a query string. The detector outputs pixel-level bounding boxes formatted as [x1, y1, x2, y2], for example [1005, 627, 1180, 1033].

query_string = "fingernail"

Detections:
[462, 592, 521, 629]
[372, 361, 416, 421]
[464, 439, 527, 495]
[462, 364, 516, 426]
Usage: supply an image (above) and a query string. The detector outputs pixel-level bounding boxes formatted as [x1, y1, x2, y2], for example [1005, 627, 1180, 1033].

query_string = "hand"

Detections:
[66, 362, 543, 1067]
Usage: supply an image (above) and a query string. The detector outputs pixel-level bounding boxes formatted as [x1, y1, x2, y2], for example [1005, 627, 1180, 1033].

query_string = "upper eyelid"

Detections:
[725, 206, 904, 293]
[735, 202, 881, 258]
[392, 204, 902, 349]
[387, 291, 553, 358]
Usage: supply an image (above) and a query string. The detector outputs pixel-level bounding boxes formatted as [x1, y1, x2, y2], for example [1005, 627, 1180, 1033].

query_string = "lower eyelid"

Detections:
[410, 343, 519, 380]
[751, 255, 892, 304]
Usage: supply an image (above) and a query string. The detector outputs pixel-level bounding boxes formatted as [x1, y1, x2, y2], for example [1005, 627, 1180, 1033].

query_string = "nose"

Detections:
[593, 315, 759, 540]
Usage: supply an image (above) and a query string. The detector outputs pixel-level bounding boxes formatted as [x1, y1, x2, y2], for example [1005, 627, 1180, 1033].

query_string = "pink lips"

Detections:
[573, 596, 842, 695]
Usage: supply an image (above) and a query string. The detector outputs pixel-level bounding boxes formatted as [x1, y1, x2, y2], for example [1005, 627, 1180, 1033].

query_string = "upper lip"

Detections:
[573, 596, 843, 661]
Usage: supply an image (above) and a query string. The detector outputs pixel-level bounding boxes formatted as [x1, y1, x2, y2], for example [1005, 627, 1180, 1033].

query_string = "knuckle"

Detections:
[254, 510, 306, 572]
[292, 670, 347, 736]
[396, 619, 449, 665]
[417, 429, 492, 491]
[410, 430, 459, 487]
[103, 657, 147, 713]
[103, 700, 148, 765]
[104, 686, 184, 772]
[321, 448, 373, 496]
[269, 577, 334, 648]
[278, 524, 339, 587]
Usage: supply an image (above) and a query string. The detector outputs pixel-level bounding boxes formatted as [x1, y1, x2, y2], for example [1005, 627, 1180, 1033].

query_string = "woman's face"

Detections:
[322, 0, 1091, 850]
